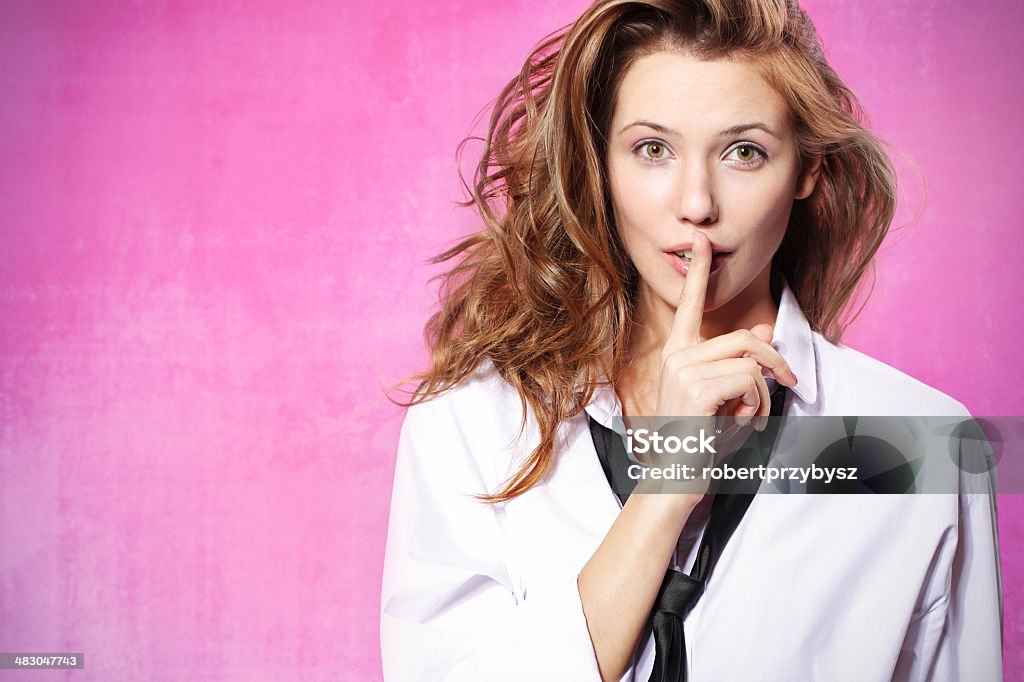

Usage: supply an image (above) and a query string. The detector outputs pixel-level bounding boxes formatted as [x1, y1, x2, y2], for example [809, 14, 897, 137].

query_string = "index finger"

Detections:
[665, 231, 711, 355]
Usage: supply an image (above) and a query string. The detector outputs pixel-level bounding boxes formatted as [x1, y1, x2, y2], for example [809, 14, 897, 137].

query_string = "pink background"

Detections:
[0, 1, 1020, 679]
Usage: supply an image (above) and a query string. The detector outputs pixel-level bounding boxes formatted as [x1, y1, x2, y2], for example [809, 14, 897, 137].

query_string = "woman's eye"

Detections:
[725, 143, 768, 166]
[735, 146, 757, 161]
[644, 142, 666, 158]
[636, 141, 669, 162]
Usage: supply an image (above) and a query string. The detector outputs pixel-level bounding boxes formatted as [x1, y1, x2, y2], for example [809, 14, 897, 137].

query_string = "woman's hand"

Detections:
[655, 231, 798, 423]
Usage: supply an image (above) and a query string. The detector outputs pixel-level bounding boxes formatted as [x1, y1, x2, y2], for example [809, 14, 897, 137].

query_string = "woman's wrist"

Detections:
[628, 488, 702, 519]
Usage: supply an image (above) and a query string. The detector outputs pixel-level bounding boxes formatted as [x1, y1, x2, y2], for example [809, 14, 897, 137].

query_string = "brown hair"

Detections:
[393, 0, 897, 503]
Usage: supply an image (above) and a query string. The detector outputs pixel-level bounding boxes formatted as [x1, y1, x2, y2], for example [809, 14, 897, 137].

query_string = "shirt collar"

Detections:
[583, 280, 818, 428]
[773, 281, 817, 405]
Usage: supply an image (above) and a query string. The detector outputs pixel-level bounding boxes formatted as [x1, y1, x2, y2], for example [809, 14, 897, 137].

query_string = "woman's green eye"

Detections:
[727, 143, 767, 166]
[644, 142, 666, 158]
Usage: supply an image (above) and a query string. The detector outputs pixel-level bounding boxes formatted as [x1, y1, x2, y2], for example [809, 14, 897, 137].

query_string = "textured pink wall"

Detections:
[0, 1, 1020, 679]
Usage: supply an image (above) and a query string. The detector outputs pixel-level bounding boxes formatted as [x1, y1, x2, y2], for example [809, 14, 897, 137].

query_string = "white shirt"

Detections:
[380, 284, 1003, 681]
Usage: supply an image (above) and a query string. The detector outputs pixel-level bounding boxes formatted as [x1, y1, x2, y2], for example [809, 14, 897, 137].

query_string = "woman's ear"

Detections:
[795, 157, 823, 200]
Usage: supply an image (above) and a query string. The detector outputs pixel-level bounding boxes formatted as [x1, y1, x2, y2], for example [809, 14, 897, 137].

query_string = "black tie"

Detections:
[587, 383, 789, 682]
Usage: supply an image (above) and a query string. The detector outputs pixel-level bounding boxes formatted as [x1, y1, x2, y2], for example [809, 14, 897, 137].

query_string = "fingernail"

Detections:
[774, 369, 796, 388]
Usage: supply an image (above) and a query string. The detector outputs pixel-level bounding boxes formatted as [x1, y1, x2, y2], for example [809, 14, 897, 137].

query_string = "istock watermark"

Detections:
[602, 415, 1024, 496]
[626, 427, 717, 456]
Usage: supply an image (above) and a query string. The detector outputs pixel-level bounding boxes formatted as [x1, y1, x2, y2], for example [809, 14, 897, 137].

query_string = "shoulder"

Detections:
[398, 358, 536, 493]
[810, 332, 970, 417]
[402, 357, 526, 435]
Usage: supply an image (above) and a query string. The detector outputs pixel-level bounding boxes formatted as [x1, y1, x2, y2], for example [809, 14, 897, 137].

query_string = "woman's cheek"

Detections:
[732, 180, 795, 233]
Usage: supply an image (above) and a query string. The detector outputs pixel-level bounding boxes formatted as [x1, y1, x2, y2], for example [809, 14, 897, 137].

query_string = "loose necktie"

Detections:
[587, 383, 788, 682]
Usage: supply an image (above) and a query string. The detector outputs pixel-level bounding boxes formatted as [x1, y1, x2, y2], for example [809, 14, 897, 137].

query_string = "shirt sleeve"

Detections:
[380, 398, 604, 682]
[895, 418, 1004, 681]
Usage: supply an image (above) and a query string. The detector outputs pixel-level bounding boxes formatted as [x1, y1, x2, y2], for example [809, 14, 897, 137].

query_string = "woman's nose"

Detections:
[675, 161, 719, 226]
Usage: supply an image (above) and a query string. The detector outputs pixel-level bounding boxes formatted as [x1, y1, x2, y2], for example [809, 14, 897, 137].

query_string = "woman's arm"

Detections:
[381, 399, 607, 681]
[577, 493, 698, 681]
[929, 425, 1002, 680]
[939, 484, 1002, 679]
[891, 414, 1003, 682]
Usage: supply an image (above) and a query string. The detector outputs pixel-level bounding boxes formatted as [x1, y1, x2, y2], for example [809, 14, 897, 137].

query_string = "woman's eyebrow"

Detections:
[618, 119, 782, 140]
[618, 119, 681, 136]
[719, 122, 782, 140]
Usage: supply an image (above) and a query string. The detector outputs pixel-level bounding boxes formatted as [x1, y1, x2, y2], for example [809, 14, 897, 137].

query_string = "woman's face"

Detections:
[606, 50, 819, 328]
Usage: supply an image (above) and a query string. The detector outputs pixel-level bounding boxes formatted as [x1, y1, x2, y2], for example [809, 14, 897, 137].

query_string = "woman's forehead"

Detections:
[610, 50, 792, 138]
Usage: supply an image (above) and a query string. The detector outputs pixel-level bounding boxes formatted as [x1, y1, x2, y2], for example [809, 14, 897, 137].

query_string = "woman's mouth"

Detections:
[666, 249, 730, 276]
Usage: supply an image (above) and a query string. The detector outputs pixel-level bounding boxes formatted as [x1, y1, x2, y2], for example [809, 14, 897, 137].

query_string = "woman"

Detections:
[381, 1, 1003, 680]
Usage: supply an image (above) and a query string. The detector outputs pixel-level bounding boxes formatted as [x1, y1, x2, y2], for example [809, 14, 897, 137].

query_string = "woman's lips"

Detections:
[665, 251, 729, 276]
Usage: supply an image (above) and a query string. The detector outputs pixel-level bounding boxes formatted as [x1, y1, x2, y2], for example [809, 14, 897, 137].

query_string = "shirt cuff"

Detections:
[462, 574, 603, 681]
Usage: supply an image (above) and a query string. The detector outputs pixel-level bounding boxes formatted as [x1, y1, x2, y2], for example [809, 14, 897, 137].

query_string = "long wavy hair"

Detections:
[393, 0, 897, 504]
